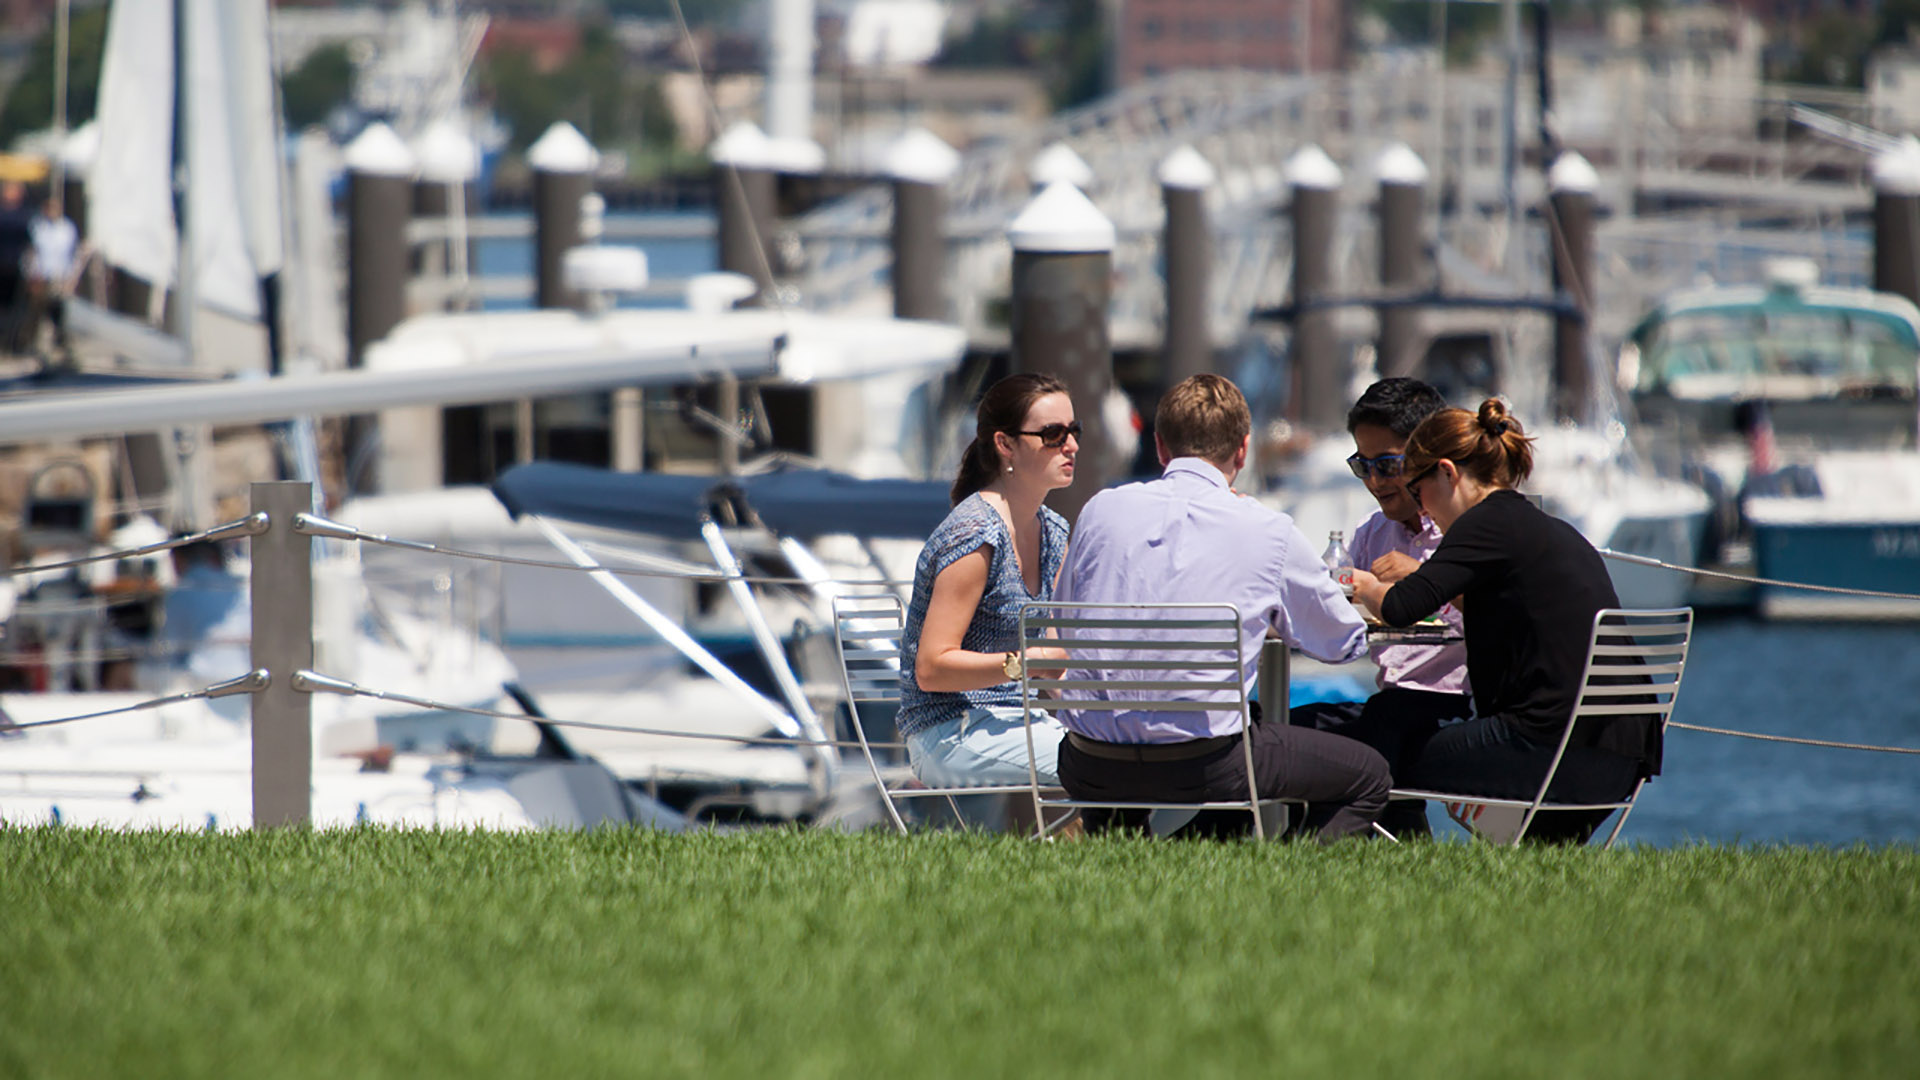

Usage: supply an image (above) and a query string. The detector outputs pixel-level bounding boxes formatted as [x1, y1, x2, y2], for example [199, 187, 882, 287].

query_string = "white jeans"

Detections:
[904, 704, 1064, 788]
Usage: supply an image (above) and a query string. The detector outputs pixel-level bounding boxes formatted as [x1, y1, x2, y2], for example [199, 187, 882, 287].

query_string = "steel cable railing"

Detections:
[290, 669, 904, 753]
[2, 513, 269, 579]
[1597, 547, 1920, 604]
[1666, 722, 1920, 756]
[292, 512, 916, 589]
[299, 510, 1920, 604]
[0, 670, 269, 732]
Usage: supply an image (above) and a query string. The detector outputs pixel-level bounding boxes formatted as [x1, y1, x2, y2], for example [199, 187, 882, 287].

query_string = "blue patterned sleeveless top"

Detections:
[895, 494, 1070, 736]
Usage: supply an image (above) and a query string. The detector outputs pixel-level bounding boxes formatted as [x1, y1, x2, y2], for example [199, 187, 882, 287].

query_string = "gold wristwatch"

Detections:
[1001, 650, 1025, 680]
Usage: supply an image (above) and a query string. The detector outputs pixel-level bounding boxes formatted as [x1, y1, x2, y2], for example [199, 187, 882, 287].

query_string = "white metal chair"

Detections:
[830, 594, 1041, 834]
[1018, 601, 1297, 841]
[1385, 607, 1693, 848]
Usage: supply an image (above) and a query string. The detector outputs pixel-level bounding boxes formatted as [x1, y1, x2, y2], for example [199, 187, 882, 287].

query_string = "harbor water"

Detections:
[475, 212, 1917, 849]
[1617, 617, 1920, 848]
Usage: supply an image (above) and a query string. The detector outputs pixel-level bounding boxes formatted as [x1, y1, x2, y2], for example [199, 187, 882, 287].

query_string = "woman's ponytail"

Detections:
[1404, 396, 1536, 490]
[1475, 398, 1533, 486]
[950, 437, 1001, 506]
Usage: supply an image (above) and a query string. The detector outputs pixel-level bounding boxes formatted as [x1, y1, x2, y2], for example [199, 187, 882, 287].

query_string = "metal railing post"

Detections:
[1257, 637, 1289, 725]
[250, 481, 313, 828]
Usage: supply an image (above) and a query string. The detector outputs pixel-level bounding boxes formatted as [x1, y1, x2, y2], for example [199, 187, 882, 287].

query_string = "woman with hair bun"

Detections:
[1352, 399, 1661, 842]
[895, 373, 1078, 789]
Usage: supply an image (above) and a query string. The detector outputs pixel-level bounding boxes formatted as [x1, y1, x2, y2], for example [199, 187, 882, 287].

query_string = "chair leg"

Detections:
[1371, 821, 1400, 843]
[1600, 785, 1646, 850]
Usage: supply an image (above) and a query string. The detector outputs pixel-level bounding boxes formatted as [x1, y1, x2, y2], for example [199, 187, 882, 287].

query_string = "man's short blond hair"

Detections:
[1155, 373, 1250, 466]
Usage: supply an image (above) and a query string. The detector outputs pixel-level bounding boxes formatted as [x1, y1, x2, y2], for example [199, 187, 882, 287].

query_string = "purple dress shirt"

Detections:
[1350, 510, 1469, 696]
[1054, 458, 1368, 742]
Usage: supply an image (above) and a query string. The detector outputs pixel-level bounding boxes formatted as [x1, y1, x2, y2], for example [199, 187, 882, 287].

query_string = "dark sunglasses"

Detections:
[1404, 465, 1438, 505]
[1016, 421, 1082, 448]
[1346, 452, 1407, 481]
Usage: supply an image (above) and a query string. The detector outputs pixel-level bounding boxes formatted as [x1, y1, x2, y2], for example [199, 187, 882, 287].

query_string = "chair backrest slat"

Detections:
[1021, 635, 1240, 651]
[1029, 677, 1241, 693]
[1028, 699, 1239, 714]
[1576, 702, 1677, 717]
[1024, 617, 1236, 631]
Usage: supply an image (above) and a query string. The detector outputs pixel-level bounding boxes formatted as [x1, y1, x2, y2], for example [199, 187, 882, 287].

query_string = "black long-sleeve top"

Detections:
[1381, 490, 1659, 774]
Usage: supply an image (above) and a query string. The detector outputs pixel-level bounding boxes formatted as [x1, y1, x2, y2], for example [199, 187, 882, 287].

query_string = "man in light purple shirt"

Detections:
[1052, 374, 1388, 842]
[1291, 377, 1473, 837]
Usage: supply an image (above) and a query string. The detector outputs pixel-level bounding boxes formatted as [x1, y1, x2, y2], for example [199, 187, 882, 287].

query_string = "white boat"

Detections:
[1623, 260, 1920, 618]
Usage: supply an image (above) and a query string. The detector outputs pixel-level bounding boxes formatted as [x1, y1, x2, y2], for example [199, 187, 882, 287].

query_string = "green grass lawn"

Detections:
[1, 828, 1915, 1079]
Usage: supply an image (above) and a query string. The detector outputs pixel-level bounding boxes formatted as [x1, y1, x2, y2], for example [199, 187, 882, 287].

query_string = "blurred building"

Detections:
[1111, 0, 1349, 87]
[1547, 5, 1766, 146]
[662, 66, 1046, 166]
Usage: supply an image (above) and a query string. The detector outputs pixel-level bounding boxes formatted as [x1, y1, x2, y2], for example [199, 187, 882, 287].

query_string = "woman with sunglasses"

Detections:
[1291, 378, 1471, 838]
[1350, 399, 1659, 843]
[895, 373, 1079, 791]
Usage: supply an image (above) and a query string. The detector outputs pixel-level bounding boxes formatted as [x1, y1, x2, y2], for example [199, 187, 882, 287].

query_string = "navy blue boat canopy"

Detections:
[492, 462, 951, 541]
[735, 469, 949, 540]
[493, 462, 720, 540]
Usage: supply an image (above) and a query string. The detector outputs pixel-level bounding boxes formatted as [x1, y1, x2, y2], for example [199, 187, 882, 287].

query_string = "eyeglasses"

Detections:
[1016, 421, 1082, 448]
[1345, 452, 1407, 481]
[1404, 465, 1438, 506]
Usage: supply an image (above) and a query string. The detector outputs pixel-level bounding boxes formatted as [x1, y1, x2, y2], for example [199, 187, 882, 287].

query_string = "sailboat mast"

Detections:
[171, 0, 210, 530]
[51, 0, 69, 195]
[1499, 0, 1520, 275]
[172, 0, 196, 363]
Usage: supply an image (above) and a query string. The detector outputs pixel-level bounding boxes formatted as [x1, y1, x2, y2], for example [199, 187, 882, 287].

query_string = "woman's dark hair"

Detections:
[1403, 397, 1534, 489]
[1347, 377, 1448, 437]
[950, 372, 1069, 506]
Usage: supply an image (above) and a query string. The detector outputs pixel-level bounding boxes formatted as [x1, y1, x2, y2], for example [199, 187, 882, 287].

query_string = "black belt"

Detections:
[1066, 731, 1238, 763]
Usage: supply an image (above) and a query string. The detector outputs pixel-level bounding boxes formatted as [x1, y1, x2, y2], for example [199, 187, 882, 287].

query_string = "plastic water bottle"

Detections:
[1322, 530, 1355, 599]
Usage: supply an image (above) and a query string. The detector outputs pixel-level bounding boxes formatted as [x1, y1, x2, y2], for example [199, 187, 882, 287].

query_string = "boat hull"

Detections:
[1603, 511, 1709, 610]
[1751, 520, 1920, 619]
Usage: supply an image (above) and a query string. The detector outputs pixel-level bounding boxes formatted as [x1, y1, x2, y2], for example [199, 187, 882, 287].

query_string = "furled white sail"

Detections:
[87, 1, 177, 292]
[183, 0, 283, 319]
[86, 0, 285, 322]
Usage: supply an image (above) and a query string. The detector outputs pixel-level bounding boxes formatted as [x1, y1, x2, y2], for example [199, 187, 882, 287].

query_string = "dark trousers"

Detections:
[1401, 715, 1643, 844]
[1056, 718, 1390, 843]
[1291, 687, 1474, 837]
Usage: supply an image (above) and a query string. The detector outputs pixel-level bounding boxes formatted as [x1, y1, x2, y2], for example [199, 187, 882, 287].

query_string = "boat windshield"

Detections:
[1635, 307, 1919, 392]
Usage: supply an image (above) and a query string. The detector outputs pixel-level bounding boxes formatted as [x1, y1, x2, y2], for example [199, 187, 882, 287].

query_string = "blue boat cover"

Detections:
[493, 462, 721, 540]
[736, 468, 950, 540]
[492, 462, 952, 541]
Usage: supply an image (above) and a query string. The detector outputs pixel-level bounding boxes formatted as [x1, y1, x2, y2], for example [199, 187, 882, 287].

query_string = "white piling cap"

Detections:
[1873, 136, 1920, 197]
[1157, 146, 1216, 191]
[563, 245, 649, 295]
[763, 135, 826, 175]
[885, 127, 961, 185]
[709, 121, 774, 169]
[59, 120, 99, 172]
[1029, 142, 1094, 189]
[1762, 257, 1820, 291]
[1374, 142, 1429, 188]
[1548, 150, 1600, 195]
[686, 271, 760, 315]
[1283, 144, 1342, 191]
[414, 119, 480, 183]
[1008, 180, 1115, 253]
[343, 122, 415, 177]
[528, 121, 599, 174]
